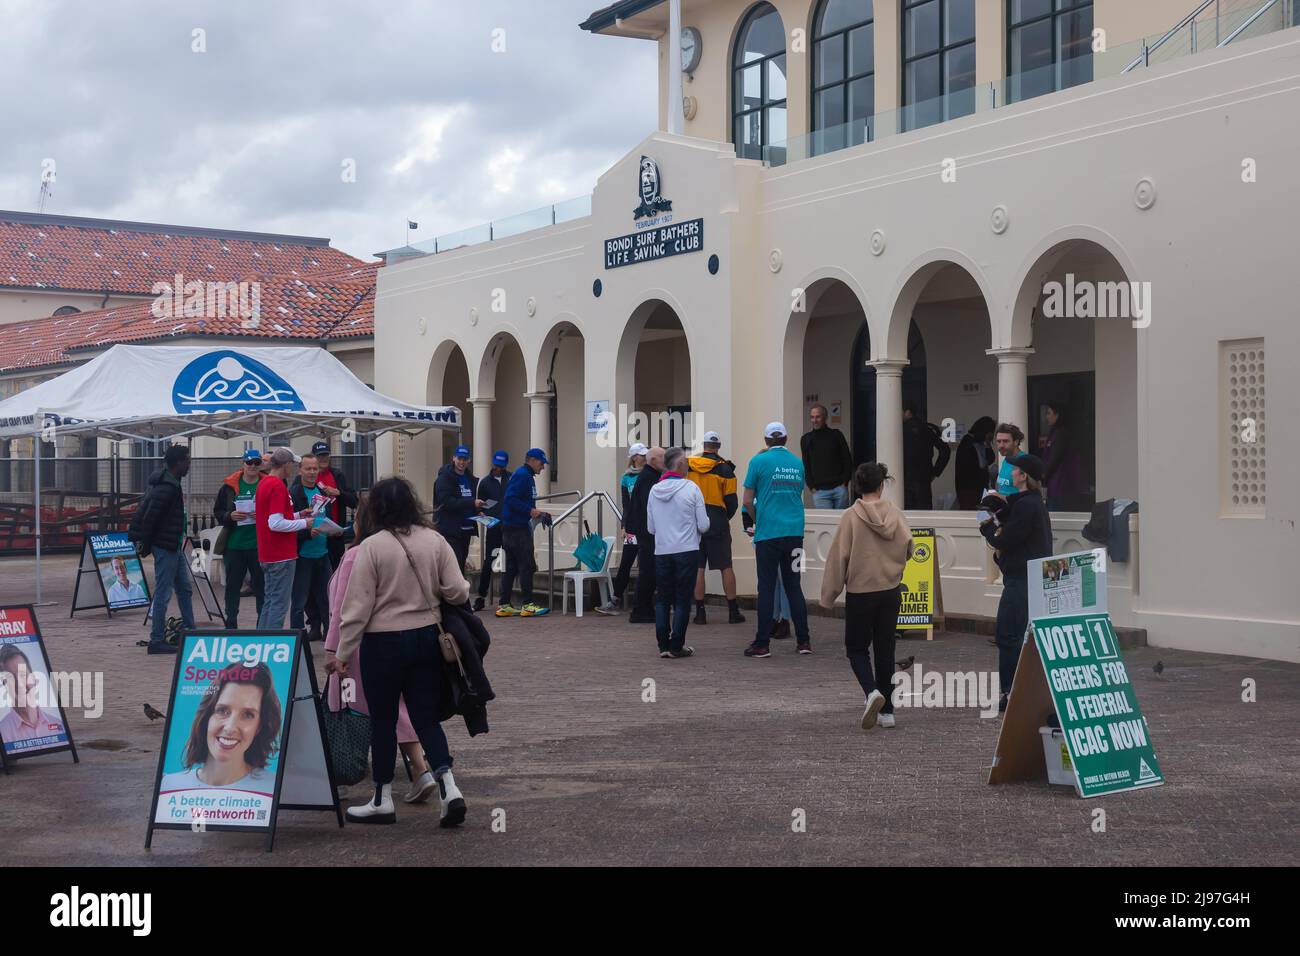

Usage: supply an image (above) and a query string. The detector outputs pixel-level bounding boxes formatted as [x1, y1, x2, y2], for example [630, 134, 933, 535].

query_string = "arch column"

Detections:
[526, 391, 552, 497]
[987, 346, 1035, 431]
[470, 397, 494, 477]
[870, 359, 907, 507]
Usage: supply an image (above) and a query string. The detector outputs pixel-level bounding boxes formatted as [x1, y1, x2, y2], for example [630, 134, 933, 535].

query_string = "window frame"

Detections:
[1005, 0, 1094, 104]
[731, 1, 788, 160]
[900, 0, 978, 131]
[810, 0, 876, 146]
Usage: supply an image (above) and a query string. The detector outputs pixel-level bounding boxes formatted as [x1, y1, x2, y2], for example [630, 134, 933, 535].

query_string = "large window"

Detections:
[732, 2, 787, 161]
[811, 0, 875, 154]
[902, 0, 977, 131]
[1007, 0, 1093, 104]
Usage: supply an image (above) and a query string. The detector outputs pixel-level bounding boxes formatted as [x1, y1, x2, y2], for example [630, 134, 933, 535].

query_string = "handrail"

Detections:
[1122, 0, 1220, 72]
[1219, 0, 1280, 45]
[553, 488, 621, 525]
[536, 490, 580, 502]
[543, 489, 624, 609]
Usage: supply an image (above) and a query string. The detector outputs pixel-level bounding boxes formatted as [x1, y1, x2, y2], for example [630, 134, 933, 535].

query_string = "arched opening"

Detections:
[616, 299, 693, 451]
[426, 341, 471, 471]
[1014, 238, 1139, 513]
[535, 320, 585, 491]
[849, 319, 927, 466]
[886, 259, 996, 510]
[477, 332, 530, 476]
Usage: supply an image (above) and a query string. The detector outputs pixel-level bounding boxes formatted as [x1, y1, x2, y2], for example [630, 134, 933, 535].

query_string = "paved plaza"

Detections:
[2, 555, 1296, 867]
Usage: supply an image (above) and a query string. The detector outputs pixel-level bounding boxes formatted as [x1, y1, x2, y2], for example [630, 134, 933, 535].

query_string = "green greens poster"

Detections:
[1031, 613, 1164, 798]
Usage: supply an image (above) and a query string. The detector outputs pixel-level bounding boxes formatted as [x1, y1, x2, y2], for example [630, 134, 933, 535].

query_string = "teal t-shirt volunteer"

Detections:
[298, 484, 328, 559]
[997, 456, 1017, 496]
[743, 446, 806, 542]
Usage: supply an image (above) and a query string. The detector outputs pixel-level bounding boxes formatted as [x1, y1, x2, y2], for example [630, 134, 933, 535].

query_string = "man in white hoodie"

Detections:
[646, 446, 711, 659]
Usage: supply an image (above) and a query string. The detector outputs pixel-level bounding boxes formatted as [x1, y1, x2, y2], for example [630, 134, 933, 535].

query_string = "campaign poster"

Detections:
[0, 606, 73, 759]
[1030, 549, 1107, 621]
[152, 633, 297, 829]
[897, 528, 937, 629]
[89, 532, 151, 610]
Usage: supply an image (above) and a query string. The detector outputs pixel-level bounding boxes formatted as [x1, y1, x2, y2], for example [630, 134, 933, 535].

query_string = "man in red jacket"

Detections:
[256, 447, 315, 629]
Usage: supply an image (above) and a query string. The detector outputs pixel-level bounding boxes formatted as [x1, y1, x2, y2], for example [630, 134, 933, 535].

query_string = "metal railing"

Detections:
[543, 489, 622, 608]
[1122, 0, 1286, 73]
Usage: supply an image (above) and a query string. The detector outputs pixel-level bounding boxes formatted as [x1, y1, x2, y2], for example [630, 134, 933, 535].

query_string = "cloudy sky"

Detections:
[0, 0, 657, 261]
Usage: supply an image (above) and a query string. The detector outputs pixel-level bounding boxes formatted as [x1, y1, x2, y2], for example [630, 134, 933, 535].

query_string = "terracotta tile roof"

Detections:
[0, 210, 367, 296]
[0, 265, 378, 373]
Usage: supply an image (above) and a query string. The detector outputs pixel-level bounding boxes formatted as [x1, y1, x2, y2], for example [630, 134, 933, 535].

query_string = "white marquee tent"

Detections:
[0, 344, 461, 600]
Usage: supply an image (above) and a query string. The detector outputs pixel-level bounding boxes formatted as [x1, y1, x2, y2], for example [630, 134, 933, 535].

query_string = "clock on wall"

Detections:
[681, 26, 702, 74]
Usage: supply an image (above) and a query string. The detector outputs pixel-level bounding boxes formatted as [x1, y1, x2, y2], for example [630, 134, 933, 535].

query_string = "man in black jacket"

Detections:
[626, 446, 664, 624]
[472, 450, 509, 611]
[979, 453, 1053, 712]
[434, 445, 483, 573]
[800, 404, 854, 509]
[902, 401, 951, 510]
[129, 445, 193, 655]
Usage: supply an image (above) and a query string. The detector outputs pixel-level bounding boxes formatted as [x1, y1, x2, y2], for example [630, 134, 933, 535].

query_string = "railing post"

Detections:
[1191, 18, 1198, 51]
[547, 523, 554, 610]
[1143, 40, 1150, 66]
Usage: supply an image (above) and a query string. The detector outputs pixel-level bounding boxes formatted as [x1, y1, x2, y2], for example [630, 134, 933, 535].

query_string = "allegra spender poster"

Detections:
[154, 634, 295, 828]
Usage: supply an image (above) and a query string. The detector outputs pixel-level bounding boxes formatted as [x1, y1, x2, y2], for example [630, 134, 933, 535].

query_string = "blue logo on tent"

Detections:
[172, 350, 305, 414]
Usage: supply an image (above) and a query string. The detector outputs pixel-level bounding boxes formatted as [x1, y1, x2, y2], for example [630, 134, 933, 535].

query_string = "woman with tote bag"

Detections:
[820, 463, 914, 731]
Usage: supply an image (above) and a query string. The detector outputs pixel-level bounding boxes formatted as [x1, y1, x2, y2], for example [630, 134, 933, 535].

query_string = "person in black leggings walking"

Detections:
[598, 444, 647, 614]
[820, 463, 914, 731]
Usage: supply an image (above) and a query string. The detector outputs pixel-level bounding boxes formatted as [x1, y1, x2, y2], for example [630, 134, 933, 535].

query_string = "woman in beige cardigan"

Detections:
[325, 477, 471, 826]
[820, 463, 914, 731]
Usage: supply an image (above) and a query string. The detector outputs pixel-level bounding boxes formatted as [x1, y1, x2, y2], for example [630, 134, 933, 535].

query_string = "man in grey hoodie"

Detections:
[646, 447, 711, 659]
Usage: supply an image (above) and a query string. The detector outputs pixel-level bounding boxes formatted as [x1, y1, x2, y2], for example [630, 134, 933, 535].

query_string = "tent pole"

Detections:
[261, 412, 269, 452]
[34, 434, 49, 605]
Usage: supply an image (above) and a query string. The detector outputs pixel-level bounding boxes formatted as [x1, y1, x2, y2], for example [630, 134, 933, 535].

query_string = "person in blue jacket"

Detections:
[496, 448, 551, 618]
[433, 445, 482, 573]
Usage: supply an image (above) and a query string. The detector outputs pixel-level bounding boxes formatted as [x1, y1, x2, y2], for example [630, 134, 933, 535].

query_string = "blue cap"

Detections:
[526, 447, 549, 465]
[454, 445, 471, 459]
[492, 450, 509, 467]
[243, 448, 263, 462]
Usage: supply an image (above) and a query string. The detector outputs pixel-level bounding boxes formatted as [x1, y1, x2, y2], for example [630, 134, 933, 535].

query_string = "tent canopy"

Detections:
[0, 344, 458, 443]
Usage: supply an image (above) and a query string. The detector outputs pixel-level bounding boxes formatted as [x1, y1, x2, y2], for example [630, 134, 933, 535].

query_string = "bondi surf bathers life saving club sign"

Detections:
[604, 155, 704, 270]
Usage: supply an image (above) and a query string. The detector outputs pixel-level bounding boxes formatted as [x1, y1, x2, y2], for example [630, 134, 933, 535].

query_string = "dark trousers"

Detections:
[631, 532, 656, 619]
[327, 536, 346, 571]
[358, 625, 452, 785]
[904, 482, 933, 510]
[654, 551, 697, 652]
[290, 554, 332, 632]
[844, 588, 902, 712]
[447, 532, 471, 574]
[995, 574, 1030, 695]
[612, 542, 639, 601]
[476, 525, 504, 598]
[500, 526, 536, 606]
[755, 536, 809, 647]
[221, 547, 264, 629]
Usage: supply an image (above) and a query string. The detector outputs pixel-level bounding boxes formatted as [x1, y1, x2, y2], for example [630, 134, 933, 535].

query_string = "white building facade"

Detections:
[375, 0, 1300, 662]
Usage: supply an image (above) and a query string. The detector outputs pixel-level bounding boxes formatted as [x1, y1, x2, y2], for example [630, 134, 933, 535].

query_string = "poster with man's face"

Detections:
[0, 607, 70, 758]
[153, 633, 296, 830]
[89, 532, 151, 609]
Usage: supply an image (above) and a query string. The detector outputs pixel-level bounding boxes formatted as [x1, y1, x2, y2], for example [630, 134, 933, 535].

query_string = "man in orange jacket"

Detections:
[685, 431, 745, 625]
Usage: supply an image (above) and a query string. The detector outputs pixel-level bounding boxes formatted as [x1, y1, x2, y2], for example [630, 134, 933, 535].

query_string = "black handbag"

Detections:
[321, 673, 371, 786]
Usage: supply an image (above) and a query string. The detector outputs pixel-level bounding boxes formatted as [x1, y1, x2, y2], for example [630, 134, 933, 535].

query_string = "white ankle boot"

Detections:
[437, 770, 467, 828]
[347, 783, 396, 824]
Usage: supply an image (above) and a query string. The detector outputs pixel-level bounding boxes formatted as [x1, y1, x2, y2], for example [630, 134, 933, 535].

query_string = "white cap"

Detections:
[702, 430, 721, 445]
[764, 421, 787, 439]
[629, 442, 649, 457]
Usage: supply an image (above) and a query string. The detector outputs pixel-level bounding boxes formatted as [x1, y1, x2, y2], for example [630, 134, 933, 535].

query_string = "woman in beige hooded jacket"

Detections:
[820, 463, 914, 730]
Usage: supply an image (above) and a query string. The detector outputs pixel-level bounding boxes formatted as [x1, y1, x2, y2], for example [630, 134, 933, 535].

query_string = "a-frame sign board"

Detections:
[145, 630, 342, 852]
[0, 605, 79, 772]
[71, 531, 152, 619]
[897, 527, 944, 641]
[142, 537, 223, 628]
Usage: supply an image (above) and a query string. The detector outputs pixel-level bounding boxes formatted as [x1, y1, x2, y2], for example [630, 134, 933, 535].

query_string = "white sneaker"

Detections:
[878, 713, 896, 729]
[861, 690, 886, 730]
[346, 783, 396, 824]
[594, 601, 619, 616]
[404, 770, 437, 804]
[437, 770, 467, 828]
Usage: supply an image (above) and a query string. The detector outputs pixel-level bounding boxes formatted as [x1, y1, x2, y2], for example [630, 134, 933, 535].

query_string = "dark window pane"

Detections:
[904, 52, 942, 104]
[817, 36, 844, 85]
[1058, 7, 1093, 60]
[945, 43, 976, 92]
[766, 105, 787, 145]
[904, 0, 940, 58]
[744, 6, 785, 60]
[817, 86, 846, 129]
[1010, 0, 1053, 24]
[848, 75, 874, 123]
[819, 0, 873, 35]
[735, 111, 763, 157]
[1009, 20, 1053, 76]
[848, 23, 874, 75]
[945, 0, 975, 44]
[736, 63, 761, 112]
[767, 53, 787, 101]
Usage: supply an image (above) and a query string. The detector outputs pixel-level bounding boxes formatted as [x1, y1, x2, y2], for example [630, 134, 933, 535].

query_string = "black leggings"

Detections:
[612, 542, 638, 600]
[844, 587, 901, 714]
[358, 625, 452, 785]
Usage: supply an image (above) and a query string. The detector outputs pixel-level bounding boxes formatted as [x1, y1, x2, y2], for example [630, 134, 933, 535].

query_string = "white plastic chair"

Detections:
[561, 535, 615, 617]
[197, 527, 224, 588]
